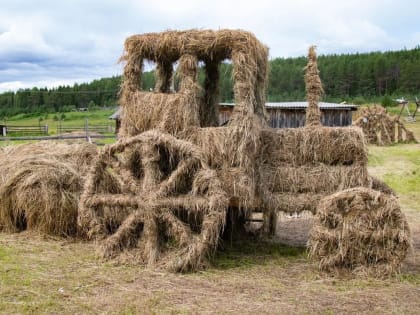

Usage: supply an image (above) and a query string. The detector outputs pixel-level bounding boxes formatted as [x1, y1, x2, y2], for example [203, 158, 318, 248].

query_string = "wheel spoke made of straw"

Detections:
[78, 130, 228, 271]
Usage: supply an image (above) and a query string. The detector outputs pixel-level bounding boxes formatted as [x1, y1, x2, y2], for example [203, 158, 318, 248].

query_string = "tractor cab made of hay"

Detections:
[78, 30, 411, 275]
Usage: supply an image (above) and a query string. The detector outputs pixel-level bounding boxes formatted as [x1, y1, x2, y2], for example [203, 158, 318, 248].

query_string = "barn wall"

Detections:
[218, 106, 353, 128]
[321, 109, 352, 127]
[218, 108, 232, 125]
[269, 109, 306, 128]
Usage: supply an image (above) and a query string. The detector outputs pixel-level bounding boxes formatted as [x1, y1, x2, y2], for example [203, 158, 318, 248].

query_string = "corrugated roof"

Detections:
[220, 102, 358, 110]
[109, 107, 121, 119]
[110, 101, 358, 119]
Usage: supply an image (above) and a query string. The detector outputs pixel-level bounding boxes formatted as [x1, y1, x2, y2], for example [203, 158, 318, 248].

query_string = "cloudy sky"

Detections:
[1, 0, 419, 92]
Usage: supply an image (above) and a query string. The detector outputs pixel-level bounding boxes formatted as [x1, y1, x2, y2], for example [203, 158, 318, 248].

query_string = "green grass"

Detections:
[368, 143, 420, 207]
[3, 108, 116, 135]
[367, 118, 420, 211]
[0, 108, 118, 146]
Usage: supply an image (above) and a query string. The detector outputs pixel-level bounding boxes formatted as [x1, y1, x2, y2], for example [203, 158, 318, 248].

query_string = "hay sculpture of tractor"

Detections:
[77, 30, 411, 275]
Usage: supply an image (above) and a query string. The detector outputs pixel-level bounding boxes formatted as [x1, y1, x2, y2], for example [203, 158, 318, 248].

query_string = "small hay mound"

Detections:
[308, 187, 411, 276]
[0, 158, 82, 236]
[0, 141, 96, 236]
[353, 105, 416, 145]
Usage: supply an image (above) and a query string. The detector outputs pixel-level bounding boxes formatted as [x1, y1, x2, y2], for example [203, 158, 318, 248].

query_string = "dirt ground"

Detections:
[1, 201, 419, 314]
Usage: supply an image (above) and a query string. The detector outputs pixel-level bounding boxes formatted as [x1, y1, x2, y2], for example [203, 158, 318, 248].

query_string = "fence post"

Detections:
[2, 126, 6, 137]
[85, 118, 89, 141]
[45, 125, 48, 135]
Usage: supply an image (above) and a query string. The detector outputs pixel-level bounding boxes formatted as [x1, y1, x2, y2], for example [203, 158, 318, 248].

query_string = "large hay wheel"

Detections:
[308, 187, 411, 276]
[79, 130, 228, 272]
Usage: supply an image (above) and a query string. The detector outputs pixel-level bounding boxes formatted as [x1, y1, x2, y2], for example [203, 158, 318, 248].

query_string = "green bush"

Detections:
[352, 96, 366, 105]
[381, 95, 394, 107]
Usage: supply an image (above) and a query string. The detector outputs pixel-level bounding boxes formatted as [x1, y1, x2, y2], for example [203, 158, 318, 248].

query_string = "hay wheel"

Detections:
[308, 187, 411, 276]
[79, 130, 227, 272]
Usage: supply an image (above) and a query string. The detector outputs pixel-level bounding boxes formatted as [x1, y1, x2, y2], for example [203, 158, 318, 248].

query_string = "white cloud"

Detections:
[0, 0, 419, 92]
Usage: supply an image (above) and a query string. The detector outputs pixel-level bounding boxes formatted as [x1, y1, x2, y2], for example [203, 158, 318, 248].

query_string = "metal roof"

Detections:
[109, 107, 121, 119]
[110, 101, 358, 119]
[220, 102, 358, 110]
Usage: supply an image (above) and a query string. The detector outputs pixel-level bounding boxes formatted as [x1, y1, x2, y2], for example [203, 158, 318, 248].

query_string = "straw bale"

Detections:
[120, 54, 201, 138]
[262, 164, 369, 194]
[0, 141, 96, 175]
[185, 118, 262, 210]
[261, 127, 367, 167]
[308, 187, 411, 276]
[0, 142, 96, 235]
[0, 158, 82, 236]
[263, 192, 323, 214]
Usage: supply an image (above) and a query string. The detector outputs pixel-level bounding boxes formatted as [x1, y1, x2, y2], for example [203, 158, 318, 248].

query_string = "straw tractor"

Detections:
[78, 30, 411, 274]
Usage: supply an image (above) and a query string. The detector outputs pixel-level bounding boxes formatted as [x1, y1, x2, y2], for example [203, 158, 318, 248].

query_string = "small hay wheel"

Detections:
[79, 130, 228, 272]
[308, 187, 411, 276]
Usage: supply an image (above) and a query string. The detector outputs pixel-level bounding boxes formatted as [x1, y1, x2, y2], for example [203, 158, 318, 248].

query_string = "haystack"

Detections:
[308, 187, 411, 276]
[0, 142, 96, 236]
[353, 105, 416, 145]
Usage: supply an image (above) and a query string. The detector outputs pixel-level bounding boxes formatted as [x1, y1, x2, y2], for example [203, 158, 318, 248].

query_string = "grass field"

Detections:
[0, 109, 117, 146]
[0, 114, 419, 314]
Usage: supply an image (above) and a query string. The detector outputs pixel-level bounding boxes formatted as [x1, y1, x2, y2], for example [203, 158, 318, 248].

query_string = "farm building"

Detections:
[109, 102, 357, 132]
[220, 102, 357, 128]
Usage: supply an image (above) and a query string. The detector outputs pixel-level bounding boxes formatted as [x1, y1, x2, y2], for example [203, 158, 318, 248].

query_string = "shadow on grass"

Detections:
[210, 237, 307, 270]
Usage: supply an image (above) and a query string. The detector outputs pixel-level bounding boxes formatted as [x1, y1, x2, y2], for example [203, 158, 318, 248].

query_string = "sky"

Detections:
[1, 0, 419, 92]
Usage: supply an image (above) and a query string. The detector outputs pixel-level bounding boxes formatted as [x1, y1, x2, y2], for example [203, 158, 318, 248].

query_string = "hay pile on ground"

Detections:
[353, 105, 416, 145]
[0, 142, 96, 236]
[308, 187, 411, 276]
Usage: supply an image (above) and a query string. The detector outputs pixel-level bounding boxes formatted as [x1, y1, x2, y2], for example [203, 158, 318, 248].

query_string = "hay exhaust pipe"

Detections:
[0, 30, 411, 275]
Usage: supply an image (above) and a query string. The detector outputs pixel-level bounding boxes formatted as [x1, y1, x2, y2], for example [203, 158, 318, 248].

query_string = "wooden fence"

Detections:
[57, 120, 114, 135]
[0, 125, 48, 137]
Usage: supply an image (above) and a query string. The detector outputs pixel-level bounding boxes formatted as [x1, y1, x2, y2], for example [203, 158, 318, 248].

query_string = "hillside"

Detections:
[1, 47, 419, 117]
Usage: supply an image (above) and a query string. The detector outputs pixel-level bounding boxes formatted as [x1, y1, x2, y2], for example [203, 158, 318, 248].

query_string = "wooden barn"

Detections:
[110, 102, 357, 133]
[219, 102, 357, 128]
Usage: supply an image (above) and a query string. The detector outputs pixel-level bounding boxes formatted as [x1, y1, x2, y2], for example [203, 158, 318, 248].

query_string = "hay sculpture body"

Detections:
[78, 30, 410, 274]
[0, 29, 410, 275]
[79, 29, 269, 271]
[353, 105, 416, 145]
